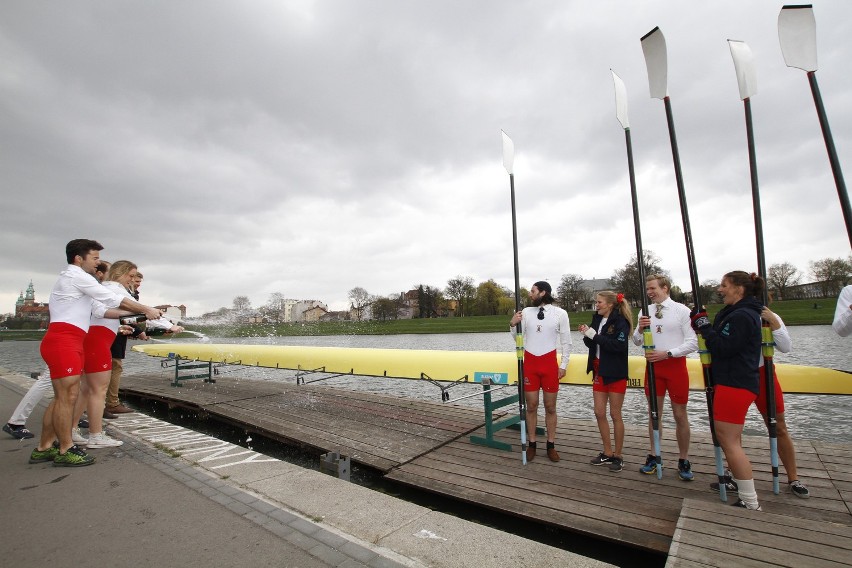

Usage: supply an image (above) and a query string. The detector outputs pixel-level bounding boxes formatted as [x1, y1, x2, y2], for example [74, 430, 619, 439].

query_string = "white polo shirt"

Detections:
[631, 297, 698, 357]
[511, 303, 572, 369]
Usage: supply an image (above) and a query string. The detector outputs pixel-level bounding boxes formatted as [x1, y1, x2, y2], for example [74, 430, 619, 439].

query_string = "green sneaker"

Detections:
[53, 445, 95, 467]
[29, 445, 60, 464]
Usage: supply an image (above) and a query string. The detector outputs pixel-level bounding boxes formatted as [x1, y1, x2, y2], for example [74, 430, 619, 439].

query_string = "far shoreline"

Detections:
[1, 297, 840, 340]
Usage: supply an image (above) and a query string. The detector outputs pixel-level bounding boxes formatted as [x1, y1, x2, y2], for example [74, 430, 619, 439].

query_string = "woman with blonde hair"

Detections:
[580, 291, 633, 472]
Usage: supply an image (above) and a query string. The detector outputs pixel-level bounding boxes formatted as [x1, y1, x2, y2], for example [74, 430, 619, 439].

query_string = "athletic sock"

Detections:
[735, 478, 760, 510]
[546, 441, 555, 449]
[528, 441, 536, 448]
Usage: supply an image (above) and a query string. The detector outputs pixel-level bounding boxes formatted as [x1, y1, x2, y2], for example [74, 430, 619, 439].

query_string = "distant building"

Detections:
[14, 281, 49, 325]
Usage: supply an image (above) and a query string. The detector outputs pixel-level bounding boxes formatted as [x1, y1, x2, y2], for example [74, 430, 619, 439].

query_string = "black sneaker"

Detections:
[4, 423, 34, 439]
[608, 457, 623, 472]
[790, 480, 810, 499]
[711, 470, 738, 493]
[77, 418, 90, 429]
[590, 452, 613, 466]
[731, 499, 762, 511]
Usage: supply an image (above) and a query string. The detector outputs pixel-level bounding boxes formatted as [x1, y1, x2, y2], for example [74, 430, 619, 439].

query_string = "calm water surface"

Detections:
[1, 326, 849, 442]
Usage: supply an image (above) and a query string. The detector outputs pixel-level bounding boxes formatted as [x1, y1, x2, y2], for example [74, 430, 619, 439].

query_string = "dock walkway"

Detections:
[120, 373, 852, 560]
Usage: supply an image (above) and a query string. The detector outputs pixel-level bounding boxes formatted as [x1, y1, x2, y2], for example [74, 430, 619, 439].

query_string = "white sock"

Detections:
[735, 478, 760, 510]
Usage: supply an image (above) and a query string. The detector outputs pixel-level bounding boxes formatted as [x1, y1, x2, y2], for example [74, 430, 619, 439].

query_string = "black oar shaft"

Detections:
[744, 97, 780, 493]
[664, 97, 702, 303]
[807, 72, 852, 248]
[509, 173, 528, 462]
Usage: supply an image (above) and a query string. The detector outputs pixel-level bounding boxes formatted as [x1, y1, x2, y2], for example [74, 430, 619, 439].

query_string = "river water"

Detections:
[1, 326, 849, 442]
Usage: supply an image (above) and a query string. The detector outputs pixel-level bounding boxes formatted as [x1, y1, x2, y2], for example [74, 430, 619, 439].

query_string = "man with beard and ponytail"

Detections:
[509, 281, 572, 462]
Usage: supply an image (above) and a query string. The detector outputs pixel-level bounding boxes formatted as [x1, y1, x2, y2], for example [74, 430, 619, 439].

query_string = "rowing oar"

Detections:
[611, 70, 662, 480]
[502, 130, 528, 465]
[728, 40, 781, 495]
[641, 27, 727, 501]
[778, 5, 851, 248]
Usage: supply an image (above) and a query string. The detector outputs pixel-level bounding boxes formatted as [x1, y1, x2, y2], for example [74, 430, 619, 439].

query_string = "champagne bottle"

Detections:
[120, 314, 147, 325]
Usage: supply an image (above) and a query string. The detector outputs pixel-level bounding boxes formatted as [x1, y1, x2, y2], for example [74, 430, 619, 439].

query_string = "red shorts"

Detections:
[591, 359, 627, 394]
[83, 325, 116, 373]
[644, 356, 689, 404]
[40, 322, 86, 380]
[523, 350, 560, 393]
[755, 365, 785, 415]
[713, 384, 757, 425]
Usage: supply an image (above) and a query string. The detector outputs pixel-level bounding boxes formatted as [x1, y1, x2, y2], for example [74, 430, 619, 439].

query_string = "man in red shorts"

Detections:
[632, 274, 698, 480]
[29, 239, 163, 467]
[509, 281, 572, 462]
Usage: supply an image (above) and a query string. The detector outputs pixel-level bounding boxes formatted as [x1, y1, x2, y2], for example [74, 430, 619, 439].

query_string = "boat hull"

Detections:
[132, 343, 851, 395]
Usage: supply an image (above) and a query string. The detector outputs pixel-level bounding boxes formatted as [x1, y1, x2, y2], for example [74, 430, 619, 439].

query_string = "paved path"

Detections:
[0, 369, 611, 568]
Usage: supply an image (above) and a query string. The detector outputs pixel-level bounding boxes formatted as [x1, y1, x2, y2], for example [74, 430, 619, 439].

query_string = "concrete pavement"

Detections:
[0, 368, 613, 568]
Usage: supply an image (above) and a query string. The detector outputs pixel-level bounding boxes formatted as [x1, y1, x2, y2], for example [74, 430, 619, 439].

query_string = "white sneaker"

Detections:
[72, 427, 88, 446]
[86, 432, 123, 448]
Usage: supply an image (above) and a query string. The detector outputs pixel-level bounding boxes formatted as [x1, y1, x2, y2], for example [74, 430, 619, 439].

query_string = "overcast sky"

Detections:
[2, 1, 849, 317]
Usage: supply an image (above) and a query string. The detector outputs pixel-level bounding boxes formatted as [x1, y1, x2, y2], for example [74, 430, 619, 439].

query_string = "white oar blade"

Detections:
[501, 130, 514, 175]
[778, 4, 817, 72]
[728, 40, 757, 100]
[641, 27, 668, 99]
[611, 70, 630, 129]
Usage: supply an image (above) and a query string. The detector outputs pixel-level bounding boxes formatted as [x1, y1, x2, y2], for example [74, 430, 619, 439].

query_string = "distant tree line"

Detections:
[194, 253, 851, 321]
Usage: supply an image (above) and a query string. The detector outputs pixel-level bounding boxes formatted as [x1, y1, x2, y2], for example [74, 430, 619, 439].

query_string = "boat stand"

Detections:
[469, 379, 543, 451]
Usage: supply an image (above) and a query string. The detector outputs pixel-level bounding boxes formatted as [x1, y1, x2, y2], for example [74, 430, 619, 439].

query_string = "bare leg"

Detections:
[542, 391, 558, 443]
[646, 394, 665, 453]
[47, 375, 81, 453]
[715, 420, 752, 480]
[672, 402, 691, 460]
[593, 390, 611, 455]
[764, 412, 799, 482]
[84, 370, 111, 434]
[525, 389, 540, 444]
[609, 391, 626, 457]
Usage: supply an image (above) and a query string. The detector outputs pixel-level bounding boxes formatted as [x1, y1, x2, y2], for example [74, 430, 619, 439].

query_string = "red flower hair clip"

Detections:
[616, 293, 624, 304]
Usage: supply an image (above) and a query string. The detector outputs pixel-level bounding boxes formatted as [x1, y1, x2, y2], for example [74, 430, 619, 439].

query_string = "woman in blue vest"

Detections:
[580, 291, 633, 473]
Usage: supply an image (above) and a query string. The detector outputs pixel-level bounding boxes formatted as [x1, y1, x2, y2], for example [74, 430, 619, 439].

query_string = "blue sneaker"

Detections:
[678, 459, 694, 481]
[639, 454, 657, 475]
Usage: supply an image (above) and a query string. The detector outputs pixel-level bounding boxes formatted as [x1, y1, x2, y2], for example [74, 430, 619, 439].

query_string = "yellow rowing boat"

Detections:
[132, 343, 851, 395]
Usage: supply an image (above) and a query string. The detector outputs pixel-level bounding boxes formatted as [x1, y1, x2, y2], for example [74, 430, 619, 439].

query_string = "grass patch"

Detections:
[153, 442, 182, 458]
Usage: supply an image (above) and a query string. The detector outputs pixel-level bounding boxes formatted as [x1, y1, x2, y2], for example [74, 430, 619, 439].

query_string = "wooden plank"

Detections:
[666, 499, 852, 567]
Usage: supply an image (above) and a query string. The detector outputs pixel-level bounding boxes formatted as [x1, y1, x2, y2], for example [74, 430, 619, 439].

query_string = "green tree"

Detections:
[416, 284, 444, 318]
[474, 279, 509, 316]
[609, 250, 667, 301]
[767, 262, 802, 300]
[809, 256, 852, 297]
[556, 273, 588, 311]
[263, 292, 287, 323]
[372, 296, 403, 321]
[445, 276, 476, 317]
[232, 295, 252, 313]
[348, 287, 371, 321]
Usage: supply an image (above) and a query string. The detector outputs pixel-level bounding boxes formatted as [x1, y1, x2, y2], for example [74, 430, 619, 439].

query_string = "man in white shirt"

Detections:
[29, 239, 162, 467]
[632, 274, 698, 480]
[509, 281, 572, 462]
[833, 285, 852, 337]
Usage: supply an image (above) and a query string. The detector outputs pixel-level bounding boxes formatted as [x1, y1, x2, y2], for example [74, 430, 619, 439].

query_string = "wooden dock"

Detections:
[119, 373, 852, 561]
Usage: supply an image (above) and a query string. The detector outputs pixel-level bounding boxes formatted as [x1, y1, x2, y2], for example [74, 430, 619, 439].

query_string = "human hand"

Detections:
[510, 311, 522, 326]
[637, 315, 650, 330]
